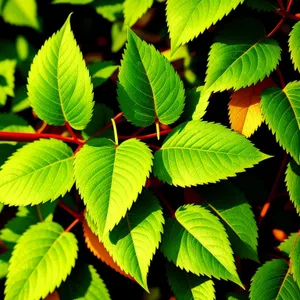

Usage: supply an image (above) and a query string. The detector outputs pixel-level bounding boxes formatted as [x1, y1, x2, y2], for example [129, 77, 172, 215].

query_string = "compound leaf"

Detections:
[0, 139, 75, 206]
[161, 204, 242, 286]
[27, 14, 94, 130]
[102, 189, 164, 291]
[279, 233, 299, 257]
[58, 264, 111, 300]
[2, 0, 39, 30]
[117, 29, 185, 127]
[167, 262, 215, 300]
[153, 121, 269, 187]
[229, 78, 275, 138]
[0, 59, 16, 106]
[289, 21, 300, 73]
[290, 234, 300, 288]
[5, 221, 78, 300]
[166, 0, 245, 53]
[83, 217, 133, 279]
[261, 81, 300, 164]
[204, 18, 281, 93]
[250, 259, 300, 300]
[200, 182, 258, 261]
[285, 160, 300, 214]
[74, 138, 153, 236]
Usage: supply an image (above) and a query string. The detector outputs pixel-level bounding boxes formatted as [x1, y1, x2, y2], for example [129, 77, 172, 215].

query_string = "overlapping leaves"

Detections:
[250, 259, 300, 300]
[74, 138, 153, 236]
[161, 204, 242, 286]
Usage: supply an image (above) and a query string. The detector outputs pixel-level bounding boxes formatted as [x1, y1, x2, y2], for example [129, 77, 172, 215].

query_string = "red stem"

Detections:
[276, 67, 286, 88]
[65, 218, 80, 232]
[65, 122, 79, 143]
[277, 0, 285, 10]
[0, 131, 84, 145]
[267, 17, 286, 38]
[287, 0, 294, 12]
[131, 127, 146, 137]
[58, 201, 83, 220]
[119, 129, 172, 140]
[258, 154, 289, 225]
[36, 122, 48, 134]
[147, 144, 161, 150]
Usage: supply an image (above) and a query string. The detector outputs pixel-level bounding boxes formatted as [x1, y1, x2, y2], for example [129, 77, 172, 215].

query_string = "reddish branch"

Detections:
[65, 218, 81, 232]
[58, 201, 83, 220]
[65, 122, 79, 143]
[258, 154, 289, 225]
[0, 131, 84, 145]
[268, 0, 295, 38]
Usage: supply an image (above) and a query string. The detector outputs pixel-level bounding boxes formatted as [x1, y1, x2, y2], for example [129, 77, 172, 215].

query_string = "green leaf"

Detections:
[53, 0, 94, 4]
[0, 202, 57, 249]
[183, 87, 210, 121]
[81, 103, 114, 140]
[0, 202, 3, 213]
[167, 262, 215, 300]
[153, 121, 269, 187]
[289, 22, 300, 73]
[0, 139, 75, 206]
[124, 0, 153, 27]
[200, 182, 258, 261]
[279, 232, 299, 257]
[161, 204, 242, 287]
[74, 138, 153, 236]
[88, 60, 118, 88]
[2, 0, 39, 30]
[11, 86, 30, 113]
[226, 292, 248, 300]
[102, 189, 164, 291]
[204, 18, 281, 93]
[246, 0, 278, 11]
[58, 264, 111, 300]
[290, 234, 300, 288]
[117, 29, 185, 127]
[5, 221, 78, 300]
[93, 0, 124, 22]
[16, 35, 29, 61]
[285, 160, 300, 214]
[0, 251, 10, 279]
[250, 259, 300, 300]
[0, 113, 34, 145]
[0, 59, 16, 106]
[111, 22, 127, 52]
[166, 0, 245, 53]
[260, 81, 300, 164]
[27, 14, 94, 130]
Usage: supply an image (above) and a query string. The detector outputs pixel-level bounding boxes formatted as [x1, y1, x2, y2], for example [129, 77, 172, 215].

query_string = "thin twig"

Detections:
[267, 17, 286, 38]
[276, 67, 286, 88]
[36, 205, 43, 222]
[58, 201, 82, 220]
[0, 131, 84, 145]
[65, 122, 79, 143]
[36, 122, 48, 134]
[258, 154, 289, 225]
[65, 218, 80, 232]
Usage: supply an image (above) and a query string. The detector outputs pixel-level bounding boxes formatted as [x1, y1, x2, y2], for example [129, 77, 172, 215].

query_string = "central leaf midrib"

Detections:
[133, 40, 158, 121]
[177, 217, 235, 278]
[206, 36, 264, 90]
[1, 156, 73, 187]
[17, 227, 66, 297]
